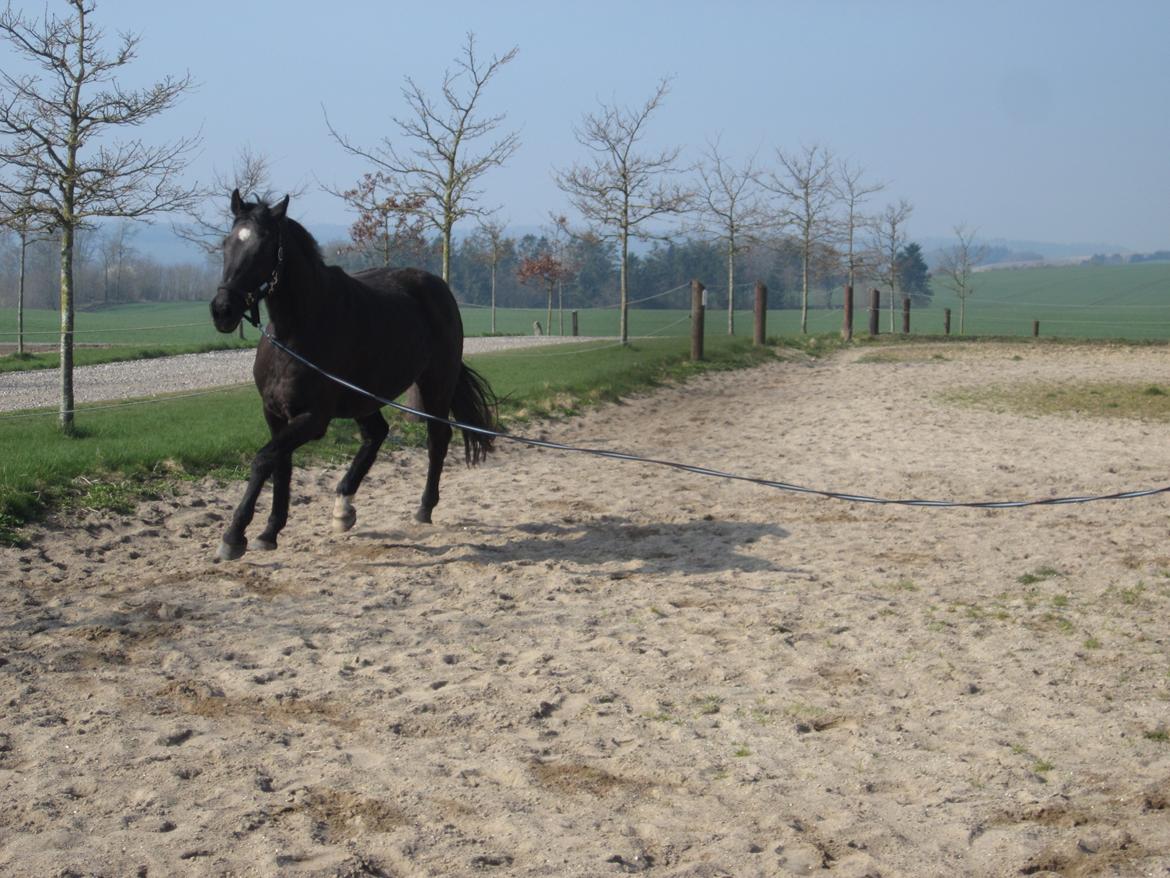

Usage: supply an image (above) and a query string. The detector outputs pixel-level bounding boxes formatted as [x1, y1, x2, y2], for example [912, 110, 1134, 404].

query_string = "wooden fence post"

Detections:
[944, 308, 951, 336]
[691, 279, 705, 361]
[842, 284, 854, 341]
[571, 310, 579, 337]
[902, 296, 911, 334]
[753, 281, 767, 346]
[868, 289, 880, 337]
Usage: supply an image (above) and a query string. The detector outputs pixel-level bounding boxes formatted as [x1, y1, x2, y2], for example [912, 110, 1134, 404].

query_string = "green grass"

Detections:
[0, 335, 777, 543]
[927, 261, 1170, 340]
[0, 300, 256, 345]
[3, 261, 1169, 373]
[1017, 566, 1061, 585]
[945, 381, 1170, 422]
[0, 301, 256, 372]
[462, 262, 1170, 341]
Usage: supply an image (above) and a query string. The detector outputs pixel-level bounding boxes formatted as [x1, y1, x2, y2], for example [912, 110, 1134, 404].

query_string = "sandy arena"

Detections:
[1, 342, 1168, 877]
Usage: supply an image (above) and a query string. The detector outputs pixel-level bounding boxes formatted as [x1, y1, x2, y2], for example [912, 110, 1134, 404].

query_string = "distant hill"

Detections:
[920, 235, 1131, 271]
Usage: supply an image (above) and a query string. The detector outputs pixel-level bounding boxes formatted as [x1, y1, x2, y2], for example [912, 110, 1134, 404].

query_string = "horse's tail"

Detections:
[451, 363, 498, 466]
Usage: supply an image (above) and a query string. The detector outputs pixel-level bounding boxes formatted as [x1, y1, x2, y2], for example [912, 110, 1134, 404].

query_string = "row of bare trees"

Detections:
[0, 6, 991, 431]
[0, 225, 215, 310]
[316, 43, 948, 346]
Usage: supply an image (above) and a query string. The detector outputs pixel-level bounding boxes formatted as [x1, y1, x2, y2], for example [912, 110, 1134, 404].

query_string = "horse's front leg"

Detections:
[217, 411, 327, 561]
[254, 451, 292, 551]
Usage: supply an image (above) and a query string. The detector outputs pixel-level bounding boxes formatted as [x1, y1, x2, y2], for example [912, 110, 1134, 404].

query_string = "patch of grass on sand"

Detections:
[1017, 566, 1061, 585]
[943, 381, 1170, 421]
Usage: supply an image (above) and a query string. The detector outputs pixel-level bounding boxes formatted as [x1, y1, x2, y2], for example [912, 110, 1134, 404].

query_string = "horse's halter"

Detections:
[240, 229, 284, 328]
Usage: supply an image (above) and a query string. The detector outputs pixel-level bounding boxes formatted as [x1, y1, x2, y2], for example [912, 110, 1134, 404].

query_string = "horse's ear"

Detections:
[271, 195, 289, 221]
[230, 188, 243, 217]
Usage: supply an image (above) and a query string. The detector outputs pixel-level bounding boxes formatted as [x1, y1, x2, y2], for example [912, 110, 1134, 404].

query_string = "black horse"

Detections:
[208, 190, 497, 561]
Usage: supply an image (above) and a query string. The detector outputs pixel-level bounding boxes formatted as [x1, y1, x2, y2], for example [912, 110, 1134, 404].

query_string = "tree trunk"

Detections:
[490, 259, 497, 334]
[17, 229, 27, 356]
[557, 278, 563, 336]
[888, 272, 896, 333]
[847, 221, 855, 293]
[59, 6, 83, 432]
[59, 222, 75, 433]
[441, 221, 452, 283]
[619, 226, 629, 345]
[800, 232, 810, 334]
[546, 284, 553, 339]
[726, 236, 735, 335]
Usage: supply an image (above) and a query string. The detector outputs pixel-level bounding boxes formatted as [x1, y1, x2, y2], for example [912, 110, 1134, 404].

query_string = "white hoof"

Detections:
[217, 540, 246, 561]
[333, 494, 357, 533]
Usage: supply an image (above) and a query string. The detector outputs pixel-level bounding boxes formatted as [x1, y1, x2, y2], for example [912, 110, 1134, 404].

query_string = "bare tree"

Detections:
[549, 215, 580, 336]
[175, 146, 296, 258]
[831, 159, 885, 300]
[694, 137, 768, 335]
[765, 144, 835, 334]
[555, 78, 691, 345]
[0, 168, 55, 355]
[99, 220, 137, 304]
[937, 223, 988, 335]
[325, 33, 519, 284]
[869, 199, 914, 332]
[475, 216, 507, 333]
[0, 0, 199, 430]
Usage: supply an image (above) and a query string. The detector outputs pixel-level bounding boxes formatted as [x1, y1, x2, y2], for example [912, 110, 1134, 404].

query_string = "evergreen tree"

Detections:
[896, 242, 932, 305]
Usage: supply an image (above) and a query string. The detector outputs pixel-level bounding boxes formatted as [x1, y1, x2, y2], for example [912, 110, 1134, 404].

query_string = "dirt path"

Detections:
[1, 342, 1168, 876]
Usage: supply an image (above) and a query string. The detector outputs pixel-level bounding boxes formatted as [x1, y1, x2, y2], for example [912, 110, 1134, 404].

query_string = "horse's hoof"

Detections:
[254, 536, 277, 551]
[217, 540, 247, 561]
[413, 508, 432, 524]
[333, 495, 357, 532]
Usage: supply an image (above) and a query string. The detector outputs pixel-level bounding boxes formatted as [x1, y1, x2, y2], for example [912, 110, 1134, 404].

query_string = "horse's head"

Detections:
[210, 189, 289, 333]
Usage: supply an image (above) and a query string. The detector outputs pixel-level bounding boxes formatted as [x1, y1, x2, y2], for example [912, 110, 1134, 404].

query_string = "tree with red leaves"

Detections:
[332, 171, 427, 268]
[517, 251, 569, 336]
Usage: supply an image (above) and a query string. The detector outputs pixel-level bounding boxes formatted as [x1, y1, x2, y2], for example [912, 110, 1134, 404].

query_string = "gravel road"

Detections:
[0, 335, 603, 413]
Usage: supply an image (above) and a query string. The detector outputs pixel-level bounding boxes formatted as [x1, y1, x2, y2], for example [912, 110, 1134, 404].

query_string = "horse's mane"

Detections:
[282, 216, 323, 265]
[241, 195, 323, 265]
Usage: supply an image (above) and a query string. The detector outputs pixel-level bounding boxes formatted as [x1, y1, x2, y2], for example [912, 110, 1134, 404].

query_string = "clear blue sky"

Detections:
[19, 0, 1170, 251]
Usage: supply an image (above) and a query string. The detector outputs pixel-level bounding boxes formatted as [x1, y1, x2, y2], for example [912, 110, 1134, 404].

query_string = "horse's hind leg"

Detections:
[414, 388, 453, 524]
[332, 410, 390, 533]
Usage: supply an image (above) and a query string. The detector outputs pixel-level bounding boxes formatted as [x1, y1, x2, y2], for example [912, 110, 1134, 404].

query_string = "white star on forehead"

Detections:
[237, 227, 253, 242]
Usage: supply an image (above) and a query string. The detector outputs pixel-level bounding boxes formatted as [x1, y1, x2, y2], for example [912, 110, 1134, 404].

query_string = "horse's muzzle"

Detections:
[210, 287, 243, 333]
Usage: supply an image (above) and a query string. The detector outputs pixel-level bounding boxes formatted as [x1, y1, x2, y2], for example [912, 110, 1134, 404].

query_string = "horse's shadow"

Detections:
[354, 515, 793, 576]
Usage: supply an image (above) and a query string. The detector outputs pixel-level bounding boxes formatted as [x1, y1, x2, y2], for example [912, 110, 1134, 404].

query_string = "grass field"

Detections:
[2, 261, 1168, 369]
[0, 300, 253, 372]
[0, 335, 779, 541]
